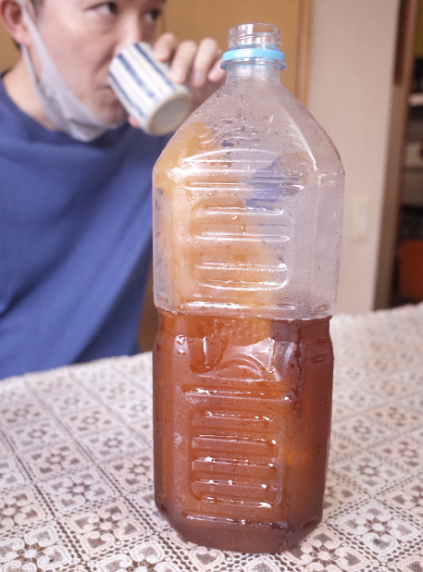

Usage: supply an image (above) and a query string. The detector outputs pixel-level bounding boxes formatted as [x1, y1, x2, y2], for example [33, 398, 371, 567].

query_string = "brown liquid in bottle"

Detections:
[153, 311, 333, 553]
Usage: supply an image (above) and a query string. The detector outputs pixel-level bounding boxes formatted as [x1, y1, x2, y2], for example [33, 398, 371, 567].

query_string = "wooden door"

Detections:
[0, 21, 19, 72]
[139, 1, 313, 350]
[162, 0, 312, 102]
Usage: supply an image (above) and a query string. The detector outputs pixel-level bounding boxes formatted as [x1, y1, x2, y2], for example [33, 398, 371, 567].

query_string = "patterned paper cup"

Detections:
[108, 42, 192, 136]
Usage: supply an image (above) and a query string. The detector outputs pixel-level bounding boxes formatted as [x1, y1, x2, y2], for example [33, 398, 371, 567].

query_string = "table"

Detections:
[1, 304, 423, 572]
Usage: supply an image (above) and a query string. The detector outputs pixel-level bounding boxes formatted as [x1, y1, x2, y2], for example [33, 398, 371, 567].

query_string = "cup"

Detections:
[108, 42, 192, 136]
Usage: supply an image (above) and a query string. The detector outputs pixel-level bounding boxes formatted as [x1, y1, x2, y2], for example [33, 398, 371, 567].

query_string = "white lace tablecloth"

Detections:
[1, 304, 423, 572]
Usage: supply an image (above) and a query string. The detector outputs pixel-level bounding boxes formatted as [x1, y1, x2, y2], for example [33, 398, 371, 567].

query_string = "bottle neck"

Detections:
[225, 61, 282, 84]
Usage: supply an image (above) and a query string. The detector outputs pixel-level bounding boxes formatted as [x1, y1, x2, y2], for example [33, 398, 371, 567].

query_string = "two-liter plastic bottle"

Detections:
[152, 23, 344, 553]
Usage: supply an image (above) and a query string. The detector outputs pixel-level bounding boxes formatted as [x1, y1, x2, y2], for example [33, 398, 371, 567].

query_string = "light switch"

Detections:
[350, 195, 372, 243]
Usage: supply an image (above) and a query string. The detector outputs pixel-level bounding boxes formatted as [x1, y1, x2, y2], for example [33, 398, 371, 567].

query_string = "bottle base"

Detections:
[157, 500, 320, 553]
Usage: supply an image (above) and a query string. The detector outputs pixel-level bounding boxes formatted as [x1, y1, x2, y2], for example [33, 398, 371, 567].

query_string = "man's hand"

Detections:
[128, 33, 225, 128]
[154, 33, 226, 112]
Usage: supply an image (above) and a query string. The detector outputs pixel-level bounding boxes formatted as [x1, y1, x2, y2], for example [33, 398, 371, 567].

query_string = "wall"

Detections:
[307, 0, 400, 314]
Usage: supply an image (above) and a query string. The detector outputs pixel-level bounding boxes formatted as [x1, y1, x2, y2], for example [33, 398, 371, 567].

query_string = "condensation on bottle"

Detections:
[152, 23, 344, 553]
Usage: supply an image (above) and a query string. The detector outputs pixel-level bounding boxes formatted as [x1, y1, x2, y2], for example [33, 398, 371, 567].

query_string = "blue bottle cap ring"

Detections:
[221, 47, 286, 70]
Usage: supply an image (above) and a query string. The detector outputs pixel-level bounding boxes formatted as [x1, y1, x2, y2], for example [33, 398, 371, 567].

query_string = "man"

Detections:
[0, 0, 225, 378]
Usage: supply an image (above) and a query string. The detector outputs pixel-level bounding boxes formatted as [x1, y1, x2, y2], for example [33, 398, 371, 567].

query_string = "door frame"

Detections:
[374, 0, 420, 309]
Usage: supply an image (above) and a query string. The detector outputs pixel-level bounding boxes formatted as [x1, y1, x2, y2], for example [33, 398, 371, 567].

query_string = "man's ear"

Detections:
[0, 0, 31, 46]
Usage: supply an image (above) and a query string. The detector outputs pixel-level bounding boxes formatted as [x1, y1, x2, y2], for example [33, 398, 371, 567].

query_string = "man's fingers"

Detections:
[151, 34, 226, 111]
[153, 34, 225, 87]
[169, 40, 197, 84]
[153, 32, 178, 62]
[190, 38, 220, 87]
[208, 57, 226, 83]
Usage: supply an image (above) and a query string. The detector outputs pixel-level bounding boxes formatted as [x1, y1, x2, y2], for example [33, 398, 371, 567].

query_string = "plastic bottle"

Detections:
[152, 23, 344, 553]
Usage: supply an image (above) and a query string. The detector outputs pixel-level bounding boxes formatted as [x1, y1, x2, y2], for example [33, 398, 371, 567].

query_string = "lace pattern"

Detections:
[0, 303, 423, 571]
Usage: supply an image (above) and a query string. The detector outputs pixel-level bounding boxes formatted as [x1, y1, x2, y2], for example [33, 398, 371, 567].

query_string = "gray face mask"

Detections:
[18, 0, 124, 141]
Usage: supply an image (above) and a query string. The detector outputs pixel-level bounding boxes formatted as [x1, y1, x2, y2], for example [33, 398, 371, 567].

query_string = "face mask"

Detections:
[18, 0, 125, 141]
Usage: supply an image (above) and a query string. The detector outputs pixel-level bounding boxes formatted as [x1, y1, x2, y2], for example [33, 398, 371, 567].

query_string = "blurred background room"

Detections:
[1, 0, 422, 350]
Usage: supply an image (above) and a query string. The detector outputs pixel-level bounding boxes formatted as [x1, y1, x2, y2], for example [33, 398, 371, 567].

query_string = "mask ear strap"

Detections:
[16, 0, 39, 83]
[16, 0, 124, 141]
[18, 2, 41, 86]
[17, 0, 46, 90]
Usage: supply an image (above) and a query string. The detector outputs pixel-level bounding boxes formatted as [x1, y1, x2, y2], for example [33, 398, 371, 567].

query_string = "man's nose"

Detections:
[114, 17, 144, 56]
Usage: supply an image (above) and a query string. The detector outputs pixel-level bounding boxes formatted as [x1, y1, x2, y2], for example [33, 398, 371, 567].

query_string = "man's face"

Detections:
[30, 0, 165, 123]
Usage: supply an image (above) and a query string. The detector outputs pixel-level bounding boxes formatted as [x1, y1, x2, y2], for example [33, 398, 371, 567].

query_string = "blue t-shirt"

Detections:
[0, 78, 168, 378]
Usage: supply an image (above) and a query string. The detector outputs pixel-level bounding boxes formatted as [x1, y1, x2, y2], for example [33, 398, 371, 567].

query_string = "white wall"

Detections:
[307, 0, 400, 314]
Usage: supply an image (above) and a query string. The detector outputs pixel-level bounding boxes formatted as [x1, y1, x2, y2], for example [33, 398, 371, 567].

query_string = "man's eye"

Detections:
[145, 9, 162, 22]
[97, 2, 117, 15]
